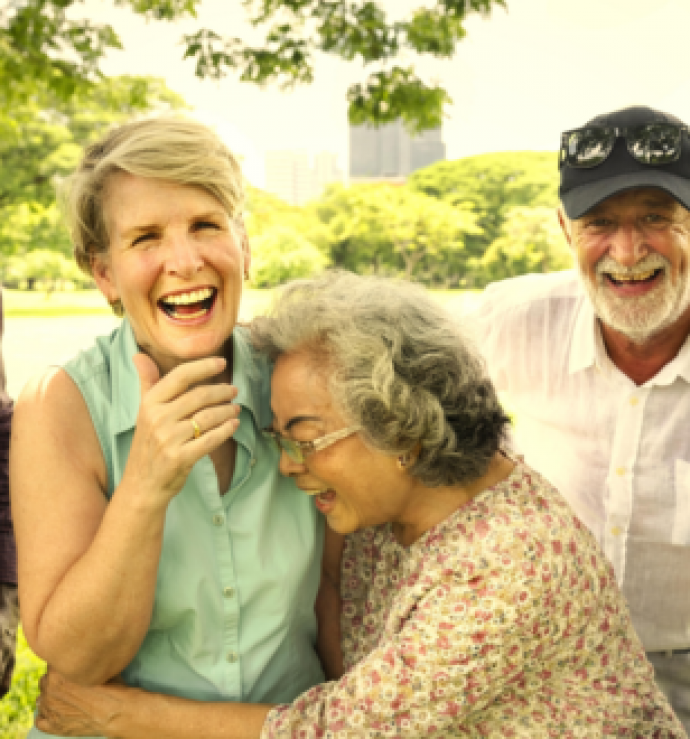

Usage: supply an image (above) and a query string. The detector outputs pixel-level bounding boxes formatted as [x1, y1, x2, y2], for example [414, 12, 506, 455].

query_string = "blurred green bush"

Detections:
[0, 627, 45, 739]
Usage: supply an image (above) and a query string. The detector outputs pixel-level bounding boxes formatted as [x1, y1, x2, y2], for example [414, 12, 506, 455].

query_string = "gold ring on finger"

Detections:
[191, 418, 202, 440]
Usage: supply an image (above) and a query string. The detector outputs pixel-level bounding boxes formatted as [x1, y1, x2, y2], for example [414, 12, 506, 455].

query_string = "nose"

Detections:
[163, 232, 204, 278]
[608, 222, 648, 267]
[278, 449, 306, 477]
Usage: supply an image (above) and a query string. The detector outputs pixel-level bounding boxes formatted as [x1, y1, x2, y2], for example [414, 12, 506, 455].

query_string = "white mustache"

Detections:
[596, 254, 669, 278]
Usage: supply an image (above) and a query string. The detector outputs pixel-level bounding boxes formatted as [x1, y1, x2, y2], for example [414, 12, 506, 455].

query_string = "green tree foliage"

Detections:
[250, 226, 328, 287]
[2, 0, 506, 133]
[311, 183, 480, 285]
[408, 150, 559, 250]
[0, 74, 184, 259]
[244, 186, 331, 286]
[2, 250, 91, 292]
[0, 628, 45, 739]
[0, 75, 184, 211]
[478, 206, 572, 285]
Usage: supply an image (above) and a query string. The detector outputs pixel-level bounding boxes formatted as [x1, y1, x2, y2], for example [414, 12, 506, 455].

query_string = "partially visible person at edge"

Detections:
[470, 105, 690, 732]
[10, 116, 327, 739]
[0, 290, 18, 698]
[35, 272, 683, 737]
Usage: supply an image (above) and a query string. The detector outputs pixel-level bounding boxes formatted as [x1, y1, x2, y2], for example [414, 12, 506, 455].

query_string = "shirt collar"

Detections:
[647, 333, 690, 387]
[110, 321, 272, 437]
[568, 292, 690, 386]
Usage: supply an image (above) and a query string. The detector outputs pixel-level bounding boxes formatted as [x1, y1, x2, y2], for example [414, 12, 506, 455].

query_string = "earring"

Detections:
[398, 454, 411, 470]
[109, 298, 124, 317]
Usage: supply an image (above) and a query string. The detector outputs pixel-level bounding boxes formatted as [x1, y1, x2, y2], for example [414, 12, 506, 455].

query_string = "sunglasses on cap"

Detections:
[559, 123, 690, 169]
[262, 425, 361, 464]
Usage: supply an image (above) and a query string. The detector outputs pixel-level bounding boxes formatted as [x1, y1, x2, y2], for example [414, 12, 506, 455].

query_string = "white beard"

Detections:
[579, 253, 690, 344]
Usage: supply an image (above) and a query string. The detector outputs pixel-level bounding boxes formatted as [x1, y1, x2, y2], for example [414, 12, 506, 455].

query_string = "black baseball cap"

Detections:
[559, 106, 690, 219]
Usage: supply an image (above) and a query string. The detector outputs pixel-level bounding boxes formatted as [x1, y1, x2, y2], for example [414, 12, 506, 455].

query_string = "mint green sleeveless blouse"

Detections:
[29, 319, 324, 739]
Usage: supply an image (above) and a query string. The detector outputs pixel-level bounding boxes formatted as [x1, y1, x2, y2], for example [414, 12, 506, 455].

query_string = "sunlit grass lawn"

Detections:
[3, 288, 278, 318]
[3, 287, 482, 318]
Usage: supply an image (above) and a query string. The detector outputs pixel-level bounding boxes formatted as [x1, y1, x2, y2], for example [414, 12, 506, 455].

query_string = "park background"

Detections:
[2, 0, 690, 735]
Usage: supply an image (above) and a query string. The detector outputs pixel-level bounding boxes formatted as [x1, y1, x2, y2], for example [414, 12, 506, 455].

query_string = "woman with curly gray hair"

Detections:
[36, 272, 683, 737]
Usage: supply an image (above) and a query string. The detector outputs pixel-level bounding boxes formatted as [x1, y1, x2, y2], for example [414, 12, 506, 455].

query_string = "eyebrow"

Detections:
[271, 415, 322, 433]
[120, 211, 227, 238]
[587, 199, 674, 217]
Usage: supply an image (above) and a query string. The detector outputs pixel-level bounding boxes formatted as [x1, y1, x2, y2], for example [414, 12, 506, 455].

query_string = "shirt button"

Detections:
[223, 586, 235, 599]
[616, 467, 626, 476]
[226, 651, 238, 663]
[630, 397, 639, 406]
[611, 526, 622, 536]
[212, 514, 225, 527]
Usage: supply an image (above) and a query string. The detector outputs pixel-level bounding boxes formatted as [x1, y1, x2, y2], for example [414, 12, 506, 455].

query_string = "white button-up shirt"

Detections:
[471, 269, 690, 651]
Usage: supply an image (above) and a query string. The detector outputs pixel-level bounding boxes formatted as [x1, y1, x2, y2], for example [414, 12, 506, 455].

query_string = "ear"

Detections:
[558, 207, 573, 249]
[90, 252, 119, 305]
[236, 216, 251, 277]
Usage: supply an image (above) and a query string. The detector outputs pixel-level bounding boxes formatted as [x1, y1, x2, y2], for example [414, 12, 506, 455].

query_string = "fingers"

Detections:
[144, 356, 227, 404]
[185, 403, 241, 442]
[186, 417, 241, 458]
[172, 381, 238, 420]
[146, 383, 240, 448]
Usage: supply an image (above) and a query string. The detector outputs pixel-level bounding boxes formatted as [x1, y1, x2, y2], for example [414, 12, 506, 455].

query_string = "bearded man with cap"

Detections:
[473, 105, 690, 731]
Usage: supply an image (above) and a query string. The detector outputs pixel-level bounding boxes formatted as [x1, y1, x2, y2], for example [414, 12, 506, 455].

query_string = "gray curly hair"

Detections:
[251, 271, 509, 487]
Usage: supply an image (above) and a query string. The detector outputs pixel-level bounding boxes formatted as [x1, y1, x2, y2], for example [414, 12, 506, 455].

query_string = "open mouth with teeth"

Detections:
[604, 268, 664, 287]
[158, 287, 217, 321]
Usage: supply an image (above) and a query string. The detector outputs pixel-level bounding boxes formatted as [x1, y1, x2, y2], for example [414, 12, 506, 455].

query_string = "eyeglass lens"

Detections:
[564, 124, 682, 168]
[566, 127, 615, 167]
[628, 124, 681, 165]
[277, 436, 304, 463]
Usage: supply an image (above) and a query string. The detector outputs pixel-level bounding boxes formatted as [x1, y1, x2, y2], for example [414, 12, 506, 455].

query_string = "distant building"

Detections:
[265, 150, 342, 206]
[349, 120, 446, 183]
[313, 152, 342, 198]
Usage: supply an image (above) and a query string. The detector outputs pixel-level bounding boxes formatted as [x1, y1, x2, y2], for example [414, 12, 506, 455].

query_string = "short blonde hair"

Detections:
[61, 115, 245, 276]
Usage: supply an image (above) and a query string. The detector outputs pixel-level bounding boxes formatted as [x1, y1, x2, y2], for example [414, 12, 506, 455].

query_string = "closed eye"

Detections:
[131, 232, 158, 247]
[193, 220, 221, 232]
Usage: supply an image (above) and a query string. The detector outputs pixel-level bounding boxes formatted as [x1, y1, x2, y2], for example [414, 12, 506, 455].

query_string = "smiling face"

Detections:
[92, 173, 249, 374]
[563, 187, 690, 344]
[270, 351, 416, 535]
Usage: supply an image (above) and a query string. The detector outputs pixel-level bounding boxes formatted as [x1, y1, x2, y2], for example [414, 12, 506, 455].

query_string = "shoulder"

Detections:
[13, 367, 107, 491]
[467, 271, 584, 371]
[475, 270, 582, 322]
[422, 463, 590, 583]
[16, 364, 91, 419]
[62, 326, 120, 391]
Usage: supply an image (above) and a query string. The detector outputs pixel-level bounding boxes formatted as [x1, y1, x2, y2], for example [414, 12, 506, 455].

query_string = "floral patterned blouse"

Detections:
[262, 458, 684, 738]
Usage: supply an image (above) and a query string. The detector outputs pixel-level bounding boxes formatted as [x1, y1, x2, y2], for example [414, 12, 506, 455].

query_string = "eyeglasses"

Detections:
[559, 123, 690, 169]
[262, 425, 361, 464]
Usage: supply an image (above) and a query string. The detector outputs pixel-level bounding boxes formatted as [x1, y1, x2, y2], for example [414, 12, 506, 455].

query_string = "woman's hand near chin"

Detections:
[121, 353, 241, 511]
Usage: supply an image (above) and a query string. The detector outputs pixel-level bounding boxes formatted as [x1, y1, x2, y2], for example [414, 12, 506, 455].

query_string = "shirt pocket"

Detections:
[672, 459, 690, 546]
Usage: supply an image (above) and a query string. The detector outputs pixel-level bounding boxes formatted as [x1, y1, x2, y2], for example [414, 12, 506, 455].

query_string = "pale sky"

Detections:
[75, 0, 687, 187]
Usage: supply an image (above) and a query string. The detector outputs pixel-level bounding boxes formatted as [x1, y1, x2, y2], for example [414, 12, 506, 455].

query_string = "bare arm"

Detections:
[36, 672, 272, 739]
[314, 525, 344, 680]
[13, 355, 239, 685]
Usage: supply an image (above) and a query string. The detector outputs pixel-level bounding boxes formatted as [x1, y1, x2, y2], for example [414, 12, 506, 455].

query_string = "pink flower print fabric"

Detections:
[262, 458, 684, 738]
